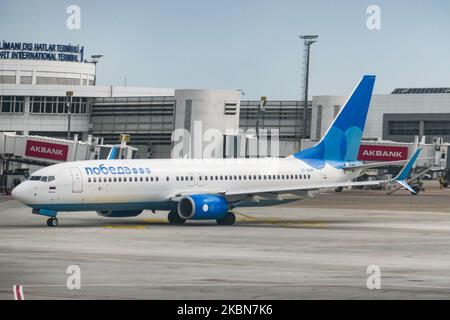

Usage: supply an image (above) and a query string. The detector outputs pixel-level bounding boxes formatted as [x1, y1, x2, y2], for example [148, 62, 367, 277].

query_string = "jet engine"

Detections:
[177, 194, 229, 220]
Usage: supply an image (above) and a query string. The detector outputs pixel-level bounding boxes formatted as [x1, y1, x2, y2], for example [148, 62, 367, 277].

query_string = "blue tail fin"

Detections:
[294, 75, 376, 163]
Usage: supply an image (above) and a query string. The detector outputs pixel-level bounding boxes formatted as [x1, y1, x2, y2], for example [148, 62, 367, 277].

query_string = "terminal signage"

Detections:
[25, 140, 69, 161]
[0, 41, 84, 62]
[358, 144, 409, 162]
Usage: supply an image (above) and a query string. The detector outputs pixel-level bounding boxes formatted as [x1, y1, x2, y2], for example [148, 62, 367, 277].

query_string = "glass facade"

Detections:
[0, 96, 25, 113]
[388, 121, 420, 135]
[30, 96, 89, 114]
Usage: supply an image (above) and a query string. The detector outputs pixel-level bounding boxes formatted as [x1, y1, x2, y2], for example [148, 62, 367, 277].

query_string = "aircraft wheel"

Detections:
[47, 217, 58, 227]
[216, 212, 236, 226]
[335, 187, 343, 193]
[168, 210, 185, 224]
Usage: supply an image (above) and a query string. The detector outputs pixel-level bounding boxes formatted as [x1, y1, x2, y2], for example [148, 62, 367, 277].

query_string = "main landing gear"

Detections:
[46, 217, 58, 227]
[216, 212, 236, 226]
[167, 210, 186, 224]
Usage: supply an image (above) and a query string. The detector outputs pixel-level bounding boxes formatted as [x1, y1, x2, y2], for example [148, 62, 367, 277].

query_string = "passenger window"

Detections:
[114, 178, 117, 182]
[88, 178, 91, 183]
[156, 177, 159, 182]
[166, 177, 169, 181]
[308, 174, 311, 179]
[205, 176, 208, 181]
[146, 177, 149, 182]
[93, 178, 97, 183]
[151, 177, 154, 182]
[140, 177, 143, 182]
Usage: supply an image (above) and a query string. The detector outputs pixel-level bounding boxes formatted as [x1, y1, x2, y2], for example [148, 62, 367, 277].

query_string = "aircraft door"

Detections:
[196, 172, 205, 187]
[69, 167, 83, 193]
[321, 167, 328, 184]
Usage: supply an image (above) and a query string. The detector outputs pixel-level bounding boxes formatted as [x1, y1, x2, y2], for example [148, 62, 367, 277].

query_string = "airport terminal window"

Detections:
[424, 121, 450, 135]
[30, 96, 89, 114]
[388, 121, 420, 135]
[0, 96, 24, 113]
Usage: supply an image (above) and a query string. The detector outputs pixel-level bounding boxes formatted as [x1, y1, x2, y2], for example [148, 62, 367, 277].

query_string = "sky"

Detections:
[1, 0, 450, 99]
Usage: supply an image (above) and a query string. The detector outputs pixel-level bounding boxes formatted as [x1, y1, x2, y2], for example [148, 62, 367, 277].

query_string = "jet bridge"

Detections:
[0, 132, 137, 190]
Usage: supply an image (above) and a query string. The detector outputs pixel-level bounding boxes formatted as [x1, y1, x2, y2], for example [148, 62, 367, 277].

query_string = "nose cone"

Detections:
[11, 183, 28, 204]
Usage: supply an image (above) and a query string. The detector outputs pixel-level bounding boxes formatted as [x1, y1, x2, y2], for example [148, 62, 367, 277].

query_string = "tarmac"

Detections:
[1, 182, 450, 300]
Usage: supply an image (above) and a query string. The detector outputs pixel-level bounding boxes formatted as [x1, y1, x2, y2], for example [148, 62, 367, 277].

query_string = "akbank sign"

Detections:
[0, 41, 84, 62]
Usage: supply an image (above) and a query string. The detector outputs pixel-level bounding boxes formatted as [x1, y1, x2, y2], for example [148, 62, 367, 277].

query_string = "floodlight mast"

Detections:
[299, 35, 318, 140]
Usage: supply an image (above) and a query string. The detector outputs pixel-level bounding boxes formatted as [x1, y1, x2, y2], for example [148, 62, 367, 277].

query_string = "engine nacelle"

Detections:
[178, 194, 229, 220]
[96, 210, 143, 218]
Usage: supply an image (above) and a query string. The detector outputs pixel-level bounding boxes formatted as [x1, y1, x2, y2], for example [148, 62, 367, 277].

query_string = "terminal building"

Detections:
[1, 42, 450, 178]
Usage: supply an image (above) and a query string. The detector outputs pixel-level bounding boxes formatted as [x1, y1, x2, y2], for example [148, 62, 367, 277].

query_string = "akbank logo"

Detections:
[84, 164, 151, 175]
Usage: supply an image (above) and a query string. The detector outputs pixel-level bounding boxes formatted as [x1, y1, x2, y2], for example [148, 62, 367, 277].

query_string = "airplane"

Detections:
[12, 75, 422, 227]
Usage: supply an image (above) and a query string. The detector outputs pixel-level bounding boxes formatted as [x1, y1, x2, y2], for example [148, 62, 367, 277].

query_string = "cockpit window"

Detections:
[28, 175, 55, 182]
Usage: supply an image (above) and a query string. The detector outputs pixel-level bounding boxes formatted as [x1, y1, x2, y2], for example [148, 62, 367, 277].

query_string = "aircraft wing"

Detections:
[224, 180, 387, 196]
[169, 149, 422, 201]
[227, 149, 422, 197]
[342, 160, 408, 171]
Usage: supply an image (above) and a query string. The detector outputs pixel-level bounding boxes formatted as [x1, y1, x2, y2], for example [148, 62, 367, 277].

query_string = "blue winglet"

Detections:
[107, 145, 119, 160]
[394, 148, 422, 193]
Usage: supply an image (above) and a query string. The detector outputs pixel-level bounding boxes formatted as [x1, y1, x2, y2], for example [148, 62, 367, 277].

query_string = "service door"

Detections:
[70, 167, 83, 193]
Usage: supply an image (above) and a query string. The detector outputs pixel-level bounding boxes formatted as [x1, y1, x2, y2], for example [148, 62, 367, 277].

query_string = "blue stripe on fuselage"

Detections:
[26, 201, 176, 212]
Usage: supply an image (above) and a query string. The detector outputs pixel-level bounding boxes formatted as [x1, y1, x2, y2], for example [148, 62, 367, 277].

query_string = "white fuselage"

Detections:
[12, 157, 359, 212]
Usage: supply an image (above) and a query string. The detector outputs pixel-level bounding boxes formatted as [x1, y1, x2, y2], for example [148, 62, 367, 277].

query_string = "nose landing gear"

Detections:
[46, 217, 58, 227]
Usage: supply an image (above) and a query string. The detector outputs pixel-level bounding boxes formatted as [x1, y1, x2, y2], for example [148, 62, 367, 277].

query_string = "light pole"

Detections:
[90, 54, 103, 85]
[299, 35, 318, 139]
[256, 96, 267, 158]
[66, 91, 74, 140]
